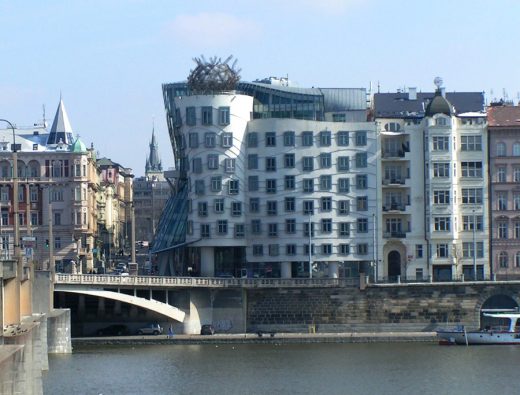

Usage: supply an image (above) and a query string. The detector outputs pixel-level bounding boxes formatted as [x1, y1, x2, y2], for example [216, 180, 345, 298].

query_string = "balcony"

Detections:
[382, 178, 407, 186]
[383, 231, 407, 239]
[383, 204, 407, 212]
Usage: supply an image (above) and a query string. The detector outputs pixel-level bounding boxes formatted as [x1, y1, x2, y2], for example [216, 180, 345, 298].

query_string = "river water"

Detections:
[43, 342, 520, 395]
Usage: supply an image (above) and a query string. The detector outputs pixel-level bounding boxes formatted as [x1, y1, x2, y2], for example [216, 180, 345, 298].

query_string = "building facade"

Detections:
[487, 105, 520, 279]
[156, 58, 380, 279]
[374, 86, 488, 281]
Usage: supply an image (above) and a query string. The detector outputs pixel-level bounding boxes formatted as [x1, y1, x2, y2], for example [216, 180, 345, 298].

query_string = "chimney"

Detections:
[408, 87, 417, 100]
[440, 87, 446, 97]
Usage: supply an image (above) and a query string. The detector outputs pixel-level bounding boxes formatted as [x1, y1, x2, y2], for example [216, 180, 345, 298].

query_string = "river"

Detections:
[43, 342, 520, 394]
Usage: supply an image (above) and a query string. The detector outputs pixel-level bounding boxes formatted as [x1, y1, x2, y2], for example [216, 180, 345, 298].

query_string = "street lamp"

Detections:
[473, 209, 477, 280]
[308, 213, 312, 279]
[0, 119, 21, 278]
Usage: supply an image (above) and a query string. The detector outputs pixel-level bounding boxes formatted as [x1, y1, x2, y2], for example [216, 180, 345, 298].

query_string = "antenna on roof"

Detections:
[42, 104, 47, 127]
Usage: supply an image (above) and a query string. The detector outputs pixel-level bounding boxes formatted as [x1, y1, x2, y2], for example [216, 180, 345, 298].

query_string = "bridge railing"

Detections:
[54, 274, 360, 288]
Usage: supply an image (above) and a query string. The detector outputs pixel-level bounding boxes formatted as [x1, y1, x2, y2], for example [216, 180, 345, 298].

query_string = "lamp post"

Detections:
[308, 213, 312, 279]
[0, 119, 21, 278]
[473, 209, 477, 280]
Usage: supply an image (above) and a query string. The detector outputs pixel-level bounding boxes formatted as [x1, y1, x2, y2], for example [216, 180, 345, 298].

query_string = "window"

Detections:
[30, 186, 38, 202]
[285, 197, 295, 212]
[337, 156, 349, 171]
[205, 132, 216, 148]
[219, 107, 230, 125]
[247, 132, 258, 148]
[303, 200, 314, 215]
[357, 218, 368, 233]
[416, 244, 423, 258]
[302, 156, 314, 171]
[499, 252, 508, 268]
[497, 166, 506, 182]
[286, 244, 297, 255]
[496, 142, 507, 156]
[252, 244, 263, 256]
[304, 222, 315, 237]
[461, 188, 483, 204]
[248, 154, 258, 170]
[283, 131, 295, 146]
[188, 133, 199, 148]
[195, 180, 205, 195]
[516, 252, 520, 267]
[515, 222, 520, 239]
[269, 244, 279, 256]
[320, 175, 332, 191]
[320, 153, 331, 168]
[461, 162, 482, 178]
[357, 244, 368, 255]
[436, 117, 448, 126]
[198, 202, 208, 217]
[267, 201, 278, 216]
[338, 178, 350, 193]
[214, 198, 225, 213]
[321, 197, 332, 212]
[356, 196, 368, 211]
[234, 223, 245, 238]
[210, 176, 222, 192]
[248, 176, 259, 192]
[217, 220, 228, 235]
[224, 158, 235, 173]
[462, 215, 483, 231]
[31, 212, 38, 226]
[514, 167, 520, 182]
[322, 244, 332, 255]
[249, 198, 260, 213]
[514, 193, 520, 210]
[384, 122, 401, 132]
[461, 135, 482, 151]
[462, 242, 484, 258]
[228, 179, 239, 195]
[433, 163, 450, 178]
[432, 136, 449, 151]
[231, 202, 242, 216]
[54, 212, 61, 226]
[498, 222, 508, 239]
[437, 243, 449, 258]
[497, 192, 507, 211]
[268, 223, 278, 237]
[339, 222, 350, 237]
[186, 107, 196, 126]
[434, 217, 451, 231]
[207, 154, 219, 170]
[202, 106, 213, 125]
[284, 154, 295, 168]
[355, 153, 367, 168]
[355, 131, 367, 146]
[320, 131, 331, 146]
[221, 132, 233, 148]
[54, 237, 61, 249]
[356, 174, 368, 189]
[337, 131, 349, 146]
[266, 179, 277, 194]
[192, 158, 202, 174]
[339, 244, 350, 255]
[286, 219, 296, 234]
[433, 190, 450, 204]
[321, 219, 332, 233]
[338, 200, 350, 215]
[303, 178, 314, 193]
[301, 131, 314, 146]
[513, 143, 520, 156]
[265, 132, 276, 147]
[285, 175, 295, 190]
[265, 157, 277, 172]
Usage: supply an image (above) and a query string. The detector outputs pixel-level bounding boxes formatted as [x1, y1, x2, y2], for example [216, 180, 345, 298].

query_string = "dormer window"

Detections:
[33, 144, 38, 151]
[436, 117, 448, 126]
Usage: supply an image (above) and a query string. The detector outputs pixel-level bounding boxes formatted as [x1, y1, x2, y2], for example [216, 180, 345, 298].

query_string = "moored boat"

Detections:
[437, 312, 520, 345]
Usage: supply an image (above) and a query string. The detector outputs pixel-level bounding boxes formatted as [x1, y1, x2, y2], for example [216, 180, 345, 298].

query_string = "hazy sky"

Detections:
[1, 0, 518, 176]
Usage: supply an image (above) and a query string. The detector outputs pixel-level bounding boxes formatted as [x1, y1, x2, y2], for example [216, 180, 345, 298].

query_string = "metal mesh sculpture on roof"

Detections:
[187, 55, 241, 94]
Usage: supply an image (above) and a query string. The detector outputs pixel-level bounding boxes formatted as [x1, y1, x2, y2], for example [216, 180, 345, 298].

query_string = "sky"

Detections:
[1, 0, 519, 176]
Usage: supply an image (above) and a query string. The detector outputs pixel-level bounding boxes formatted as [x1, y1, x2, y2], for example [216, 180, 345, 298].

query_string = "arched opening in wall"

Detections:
[480, 294, 519, 329]
[388, 250, 401, 281]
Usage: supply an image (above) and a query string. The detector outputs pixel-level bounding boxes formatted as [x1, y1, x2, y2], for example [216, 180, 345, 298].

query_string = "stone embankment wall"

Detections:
[246, 283, 520, 333]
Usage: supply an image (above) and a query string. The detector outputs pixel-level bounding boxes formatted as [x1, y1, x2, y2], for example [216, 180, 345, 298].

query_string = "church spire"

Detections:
[145, 125, 163, 180]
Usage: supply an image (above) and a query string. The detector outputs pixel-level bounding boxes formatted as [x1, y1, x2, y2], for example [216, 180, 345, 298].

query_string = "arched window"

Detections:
[28, 161, 40, 178]
[513, 143, 520, 156]
[384, 122, 401, 132]
[497, 142, 507, 157]
[17, 160, 27, 178]
[0, 160, 10, 178]
[499, 251, 509, 268]
[515, 252, 520, 268]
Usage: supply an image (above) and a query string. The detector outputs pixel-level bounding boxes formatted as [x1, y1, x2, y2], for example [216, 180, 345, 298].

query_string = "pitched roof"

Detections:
[487, 106, 520, 127]
[49, 99, 73, 135]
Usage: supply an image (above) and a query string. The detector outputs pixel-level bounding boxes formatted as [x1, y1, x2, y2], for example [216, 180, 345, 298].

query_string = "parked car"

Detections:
[137, 323, 163, 335]
[200, 324, 215, 335]
[96, 324, 129, 336]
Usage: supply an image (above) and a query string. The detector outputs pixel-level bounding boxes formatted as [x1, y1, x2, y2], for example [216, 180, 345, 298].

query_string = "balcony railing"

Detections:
[383, 231, 407, 238]
[382, 178, 406, 185]
[383, 204, 407, 212]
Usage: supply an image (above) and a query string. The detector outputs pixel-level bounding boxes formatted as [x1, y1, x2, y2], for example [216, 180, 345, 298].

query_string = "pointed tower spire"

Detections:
[145, 124, 163, 180]
[47, 98, 74, 146]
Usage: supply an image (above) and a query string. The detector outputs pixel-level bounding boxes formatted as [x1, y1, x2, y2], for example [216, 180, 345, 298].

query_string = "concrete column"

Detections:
[200, 247, 214, 277]
[328, 262, 339, 279]
[281, 261, 292, 278]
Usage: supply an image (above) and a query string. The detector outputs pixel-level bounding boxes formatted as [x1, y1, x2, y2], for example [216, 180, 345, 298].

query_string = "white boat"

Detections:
[437, 312, 520, 345]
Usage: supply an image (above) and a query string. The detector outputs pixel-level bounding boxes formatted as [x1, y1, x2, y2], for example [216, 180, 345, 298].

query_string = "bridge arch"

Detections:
[475, 290, 520, 327]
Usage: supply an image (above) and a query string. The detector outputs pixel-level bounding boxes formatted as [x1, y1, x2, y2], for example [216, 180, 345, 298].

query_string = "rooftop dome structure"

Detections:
[425, 90, 455, 117]
[187, 55, 241, 94]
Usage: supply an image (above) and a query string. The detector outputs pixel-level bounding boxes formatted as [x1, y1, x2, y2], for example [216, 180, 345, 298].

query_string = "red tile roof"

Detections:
[487, 106, 520, 127]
